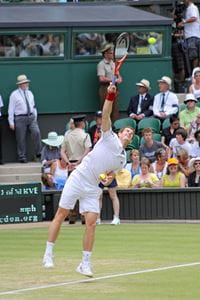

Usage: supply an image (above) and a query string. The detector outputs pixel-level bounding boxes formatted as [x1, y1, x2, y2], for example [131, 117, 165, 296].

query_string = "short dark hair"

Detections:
[169, 114, 179, 124]
[175, 128, 187, 140]
[194, 129, 200, 139]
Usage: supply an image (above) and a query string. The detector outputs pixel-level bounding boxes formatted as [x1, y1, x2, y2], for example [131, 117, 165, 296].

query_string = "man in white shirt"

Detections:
[43, 84, 134, 277]
[179, 0, 200, 69]
[8, 74, 41, 163]
[153, 76, 179, 120]
[0, 95, 4, 164]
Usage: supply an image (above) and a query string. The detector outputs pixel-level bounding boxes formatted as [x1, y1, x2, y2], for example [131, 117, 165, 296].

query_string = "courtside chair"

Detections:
[114, 117, 136, 131]
[126, 134, 140, 150]
[162, 118, 170, 129]
[137, 117, 161, 135]
[140, 133, 162, 145]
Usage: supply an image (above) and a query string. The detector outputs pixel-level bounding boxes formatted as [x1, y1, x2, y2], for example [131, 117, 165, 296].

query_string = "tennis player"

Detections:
[43, 84, 134, 277]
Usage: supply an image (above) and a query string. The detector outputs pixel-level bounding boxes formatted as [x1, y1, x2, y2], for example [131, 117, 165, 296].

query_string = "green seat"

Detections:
[179, 103, 186, 111]
[137, 117, 161, 135]
[162, 118, 170, 129]
[140, 133, 161, 145]
[89, 120, 96, 128]
[126, 149, 132, 163]
[196, 102, 200, 108]
[114, 118, 136, 131]
[126, 134, 140, 150]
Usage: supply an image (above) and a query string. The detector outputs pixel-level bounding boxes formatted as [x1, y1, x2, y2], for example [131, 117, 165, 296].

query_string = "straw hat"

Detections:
[189, 157, 200, 172]
[136, 79, 151, 90]
[16, 74, 30, 85]
[42, 132, 64, 147]
[184, 93, 197, 104]
[158, 76, 172, 88]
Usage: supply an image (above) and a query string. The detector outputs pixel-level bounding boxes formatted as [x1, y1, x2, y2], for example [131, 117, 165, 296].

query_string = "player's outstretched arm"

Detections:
[101, 84, 116, 132]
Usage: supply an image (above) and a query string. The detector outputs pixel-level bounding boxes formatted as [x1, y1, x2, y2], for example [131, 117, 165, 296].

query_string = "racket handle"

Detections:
[112, 75, 117, 85]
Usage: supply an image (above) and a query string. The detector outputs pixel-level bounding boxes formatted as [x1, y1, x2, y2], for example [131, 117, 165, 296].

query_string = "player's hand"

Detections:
[9, 124, 15, 130]
[107, 83, 116, 94]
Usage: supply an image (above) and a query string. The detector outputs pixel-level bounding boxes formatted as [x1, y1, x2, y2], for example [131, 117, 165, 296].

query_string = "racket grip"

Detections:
[112, 75, 117, 85]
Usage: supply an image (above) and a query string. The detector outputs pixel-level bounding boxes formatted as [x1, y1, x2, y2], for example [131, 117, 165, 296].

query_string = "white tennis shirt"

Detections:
[76, 128, 126, 184]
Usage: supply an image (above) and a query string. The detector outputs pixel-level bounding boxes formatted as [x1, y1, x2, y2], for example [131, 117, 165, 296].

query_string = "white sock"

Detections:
[45, 241, 54, 256]
[82, 251, 92, 265]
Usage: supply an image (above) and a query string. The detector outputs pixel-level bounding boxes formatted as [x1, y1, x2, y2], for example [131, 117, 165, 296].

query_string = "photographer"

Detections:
[178, 0, 200, 71]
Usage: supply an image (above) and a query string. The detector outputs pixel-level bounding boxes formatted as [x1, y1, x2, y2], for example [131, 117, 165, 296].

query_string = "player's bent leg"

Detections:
[43, 207, 70, 268]
[76, 212, 97, 277]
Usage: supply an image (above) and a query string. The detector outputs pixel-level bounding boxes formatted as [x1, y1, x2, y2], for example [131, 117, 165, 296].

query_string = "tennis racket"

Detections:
[112, 32, 130, 84]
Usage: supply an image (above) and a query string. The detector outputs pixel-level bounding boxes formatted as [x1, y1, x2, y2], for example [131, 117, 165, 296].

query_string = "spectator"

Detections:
[0, 94, 3, 164]
[150, 148, 168, 180]
[115, 168, 132, 188]
[50, 157, 68, 190]
[190, 129, 200, 157]
[161, 158, 186, 187]
[139, 128, 166, 163]
[189, 69, 200, 101]
[177, 148, 191, 178]
[125, 149, 141, 179]
[188, 113, 200, 142]
[88, 110, 102, 147]
[153, 76, 179, 120]
[169, 128, 192, 157]
[188, 157, 200, 186]
[178, 0, 200, 70]
[97, 43, 122, 122]
[127, 79, 153, 121]
[131, 157, 159, 188]
[161, 115, 181, 147]
[41, 131, 63, 174]
[8, 74, 41, 163]
[180, 93, 200, 130]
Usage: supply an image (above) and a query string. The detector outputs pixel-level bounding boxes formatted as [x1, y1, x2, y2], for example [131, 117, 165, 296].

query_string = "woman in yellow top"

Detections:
[161, 158, 186, 188]
[132, 157, 159, 188]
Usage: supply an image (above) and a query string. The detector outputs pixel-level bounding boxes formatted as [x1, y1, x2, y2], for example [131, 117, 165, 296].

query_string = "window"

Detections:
[0, 33, 64, 58]
[73, 31, 163, 57]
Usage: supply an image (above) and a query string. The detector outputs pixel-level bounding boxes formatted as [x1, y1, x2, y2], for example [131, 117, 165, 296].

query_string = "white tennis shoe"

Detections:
[76, 263, 93, 277]
[43, 254, 54, 268]
[110, 216, 120, 225]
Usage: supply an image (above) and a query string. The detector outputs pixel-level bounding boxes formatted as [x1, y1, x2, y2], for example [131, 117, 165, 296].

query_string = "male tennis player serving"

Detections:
[43, 84, 134, 277]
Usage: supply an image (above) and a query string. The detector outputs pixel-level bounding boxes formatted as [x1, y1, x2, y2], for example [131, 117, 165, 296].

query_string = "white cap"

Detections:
[136, 79, 151, 90]
[158, 76, 172, 88]
[184, 93, 197, 103]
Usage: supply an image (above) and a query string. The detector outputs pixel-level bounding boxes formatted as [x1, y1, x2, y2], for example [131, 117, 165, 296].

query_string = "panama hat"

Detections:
[100, 43, 114, 53]
[42, 132, 64, 147]
[16, 74, 30, 85]
[136, 79, 151, 90]
[158, 76, 172, 88]
[189, 157, 200, 172]
[167, 158, 179, 166]
[184, 93, 197, 104]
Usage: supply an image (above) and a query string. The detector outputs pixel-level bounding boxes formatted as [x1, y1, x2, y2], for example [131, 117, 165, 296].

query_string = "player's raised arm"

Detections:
[101, 84, 116, 132]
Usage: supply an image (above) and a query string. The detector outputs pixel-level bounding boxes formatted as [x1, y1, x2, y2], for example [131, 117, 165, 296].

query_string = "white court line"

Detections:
[0, 262, 200, 296]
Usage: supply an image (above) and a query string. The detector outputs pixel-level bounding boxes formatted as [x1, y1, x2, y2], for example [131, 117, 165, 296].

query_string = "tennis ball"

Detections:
[148, 37, 157, 45]
[99, 173, 107, 180]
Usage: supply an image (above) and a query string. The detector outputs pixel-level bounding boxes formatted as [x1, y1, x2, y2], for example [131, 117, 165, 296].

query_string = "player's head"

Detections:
[118, 126, 134, 146]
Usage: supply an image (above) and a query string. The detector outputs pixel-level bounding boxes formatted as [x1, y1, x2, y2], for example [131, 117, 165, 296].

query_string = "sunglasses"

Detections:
[194, 162, 200, 166]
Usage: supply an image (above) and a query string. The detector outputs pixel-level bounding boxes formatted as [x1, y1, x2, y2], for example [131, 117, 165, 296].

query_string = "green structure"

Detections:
[0, 3, 172, 161]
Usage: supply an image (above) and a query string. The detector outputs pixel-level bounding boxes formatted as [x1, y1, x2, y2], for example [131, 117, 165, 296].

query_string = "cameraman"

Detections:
[178, 0, 200, 70]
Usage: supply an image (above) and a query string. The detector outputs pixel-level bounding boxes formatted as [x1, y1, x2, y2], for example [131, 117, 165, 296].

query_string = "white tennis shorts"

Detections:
[59, 170, 102, 214]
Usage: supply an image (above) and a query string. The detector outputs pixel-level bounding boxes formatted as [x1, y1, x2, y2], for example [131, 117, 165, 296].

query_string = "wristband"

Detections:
[106, 92, 116, 102]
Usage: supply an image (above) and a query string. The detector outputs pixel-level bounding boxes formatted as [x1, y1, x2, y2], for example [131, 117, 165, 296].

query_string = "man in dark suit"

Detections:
[127, 79, 154, 121]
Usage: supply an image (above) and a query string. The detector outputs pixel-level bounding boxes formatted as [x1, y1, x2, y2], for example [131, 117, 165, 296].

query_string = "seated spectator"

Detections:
[161, 158, 186, 188]
[41, 131, 64, 173]
[180, 94, 200, 130]
[125, 149, 141, 179]
[150, 148, 168, 180]
[127, 79, 153, 121]
[177, 148, 191, 178]
[153, 76, 179, 121]
[188, 157, 200, 187]
[115, 168, 132, 188]
[189, 69, 200, 101]
[131, 157, 159, 188]
[169, 128, 192, 158]
[139, 127, 166, 163]
[188, 113, 200, 142]
[190, 129, 200, 157]
[161, 115, 181, 147]
[88, 110, 102, 147]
